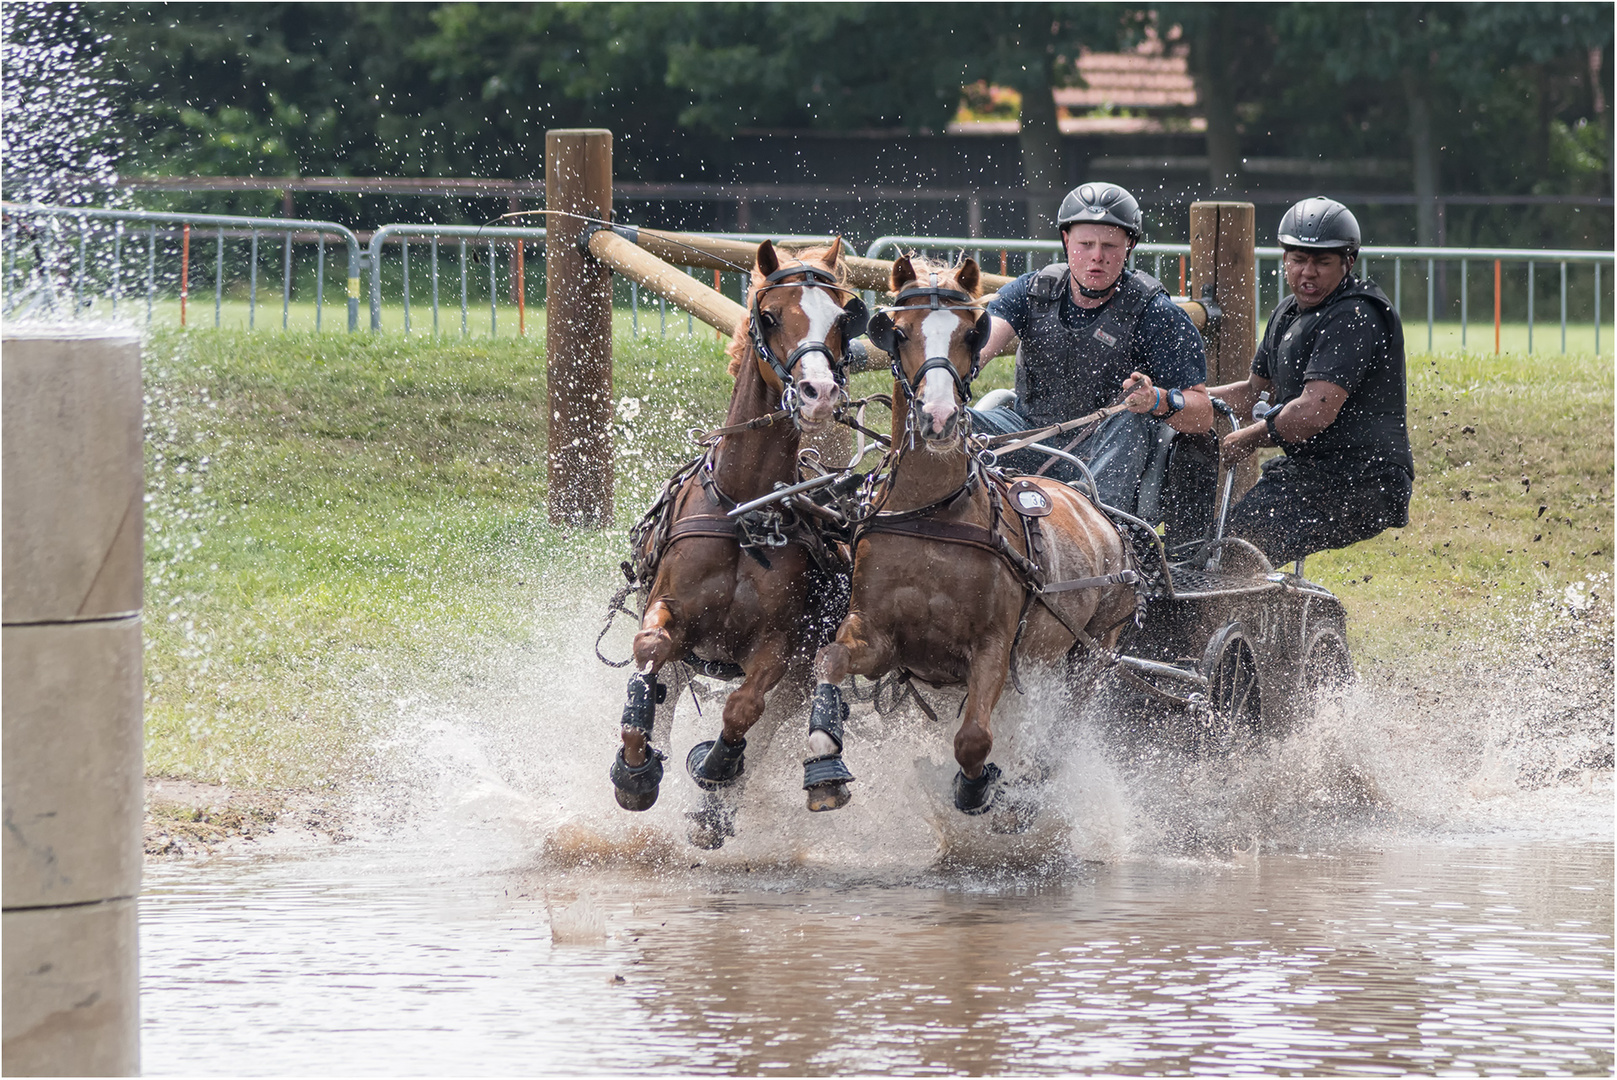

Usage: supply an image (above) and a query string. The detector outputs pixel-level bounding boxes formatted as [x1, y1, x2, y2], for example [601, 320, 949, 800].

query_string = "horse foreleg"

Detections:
[612, 600, 681, 812]
[952, 646, 1011, 815]
[686, 639, 787, 792]
[802, 614, 885, 812]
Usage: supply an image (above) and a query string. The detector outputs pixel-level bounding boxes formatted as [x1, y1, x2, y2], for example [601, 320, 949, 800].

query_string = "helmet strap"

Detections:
[1073, 267, 1126, 300]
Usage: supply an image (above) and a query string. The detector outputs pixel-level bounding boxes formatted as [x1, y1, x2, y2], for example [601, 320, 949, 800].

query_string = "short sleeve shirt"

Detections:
[988, 270, 1207, 394]
[1251, 277, 1412, 471]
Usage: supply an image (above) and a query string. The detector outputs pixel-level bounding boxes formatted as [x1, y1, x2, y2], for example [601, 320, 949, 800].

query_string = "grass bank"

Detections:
[141, 325, 1611, 786]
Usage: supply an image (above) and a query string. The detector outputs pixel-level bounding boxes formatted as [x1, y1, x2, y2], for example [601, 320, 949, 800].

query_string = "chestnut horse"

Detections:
[806, 256, 1138, 815]
[612, 240, 868, 824]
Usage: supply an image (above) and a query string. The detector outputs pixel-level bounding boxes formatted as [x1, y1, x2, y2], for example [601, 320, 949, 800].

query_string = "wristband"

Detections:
[1151, 388, 1162, 415]
[1264, 410, 1292, 451]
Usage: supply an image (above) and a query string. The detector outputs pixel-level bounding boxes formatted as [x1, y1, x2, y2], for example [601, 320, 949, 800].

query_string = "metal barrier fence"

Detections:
[362, 225, 843, 338]
[5, 202, 1610, 355]
[866, 235, 1614, 355]
[2, 202, 362, 331]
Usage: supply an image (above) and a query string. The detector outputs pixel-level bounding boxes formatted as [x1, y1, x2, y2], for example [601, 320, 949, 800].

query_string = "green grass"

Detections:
[141, 320, 1613, 786]
[142, 324, 737, 785]
[1304, 346, 1613, 666]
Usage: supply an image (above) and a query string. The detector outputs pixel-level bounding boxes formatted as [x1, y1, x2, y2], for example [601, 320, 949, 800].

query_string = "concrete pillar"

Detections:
[545, 128, 614, 528]
[3, 329, 144, 1076]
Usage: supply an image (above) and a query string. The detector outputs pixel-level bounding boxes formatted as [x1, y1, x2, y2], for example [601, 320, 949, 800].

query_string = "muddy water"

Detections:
[142, 837, 1611, 1076]
[139, 605, 1614, 1075]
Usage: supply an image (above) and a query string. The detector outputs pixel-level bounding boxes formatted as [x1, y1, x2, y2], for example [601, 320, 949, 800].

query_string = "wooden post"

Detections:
[1189, 201, 1256, 387]
[545, 129, 614, 528]
[1189, 201, 1257, 493]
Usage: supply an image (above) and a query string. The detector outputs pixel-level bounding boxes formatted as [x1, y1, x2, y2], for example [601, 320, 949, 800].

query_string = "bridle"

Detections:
[867, 273, 991, 438]
[747, 261, 869, 418]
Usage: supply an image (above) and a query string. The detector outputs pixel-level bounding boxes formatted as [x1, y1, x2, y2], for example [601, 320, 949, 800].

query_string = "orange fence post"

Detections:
[1179, 254, 1186, 296]
[715, 268, 723, 341]
[516, 241, 526, 336]
[1494, 259, 1502, 354]
[999, 250, 1007, 276]
[180, 223, 190, 326]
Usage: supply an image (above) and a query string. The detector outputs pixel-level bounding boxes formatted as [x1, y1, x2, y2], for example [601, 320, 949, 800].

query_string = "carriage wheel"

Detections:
[1200, 623, 1263, 750]
[1300, 626, 1355, 710]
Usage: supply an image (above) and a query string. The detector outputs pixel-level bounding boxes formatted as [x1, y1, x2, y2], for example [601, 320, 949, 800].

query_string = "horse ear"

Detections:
[827, 234, 845, 269]
[956, 257, 980, 295]
[891, 255, 916, 292]
[757, 239, 778, 277]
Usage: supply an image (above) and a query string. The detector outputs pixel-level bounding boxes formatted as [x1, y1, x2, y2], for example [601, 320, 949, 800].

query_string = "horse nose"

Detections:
[923, 398, 958, 437]
[797, 375, 838, 419]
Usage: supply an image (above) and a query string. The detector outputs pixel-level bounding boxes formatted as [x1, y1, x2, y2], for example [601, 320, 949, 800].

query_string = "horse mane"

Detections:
[725, 241, 847, 378]
[890, 253, 983, 299]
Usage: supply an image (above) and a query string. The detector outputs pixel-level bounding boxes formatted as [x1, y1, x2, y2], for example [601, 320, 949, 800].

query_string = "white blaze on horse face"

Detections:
[918, 309, 963, 435]
[792, 286, 843, 422]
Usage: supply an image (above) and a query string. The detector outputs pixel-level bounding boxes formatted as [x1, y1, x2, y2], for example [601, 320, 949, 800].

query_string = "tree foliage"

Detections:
[37, 1, 1616, 242]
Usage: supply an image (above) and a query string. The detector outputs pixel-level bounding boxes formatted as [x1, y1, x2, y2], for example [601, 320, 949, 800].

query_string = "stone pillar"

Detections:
[3, 329, 144, 1076]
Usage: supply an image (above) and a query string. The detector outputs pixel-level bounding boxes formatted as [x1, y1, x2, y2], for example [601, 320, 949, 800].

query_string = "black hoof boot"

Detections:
[610, 746, 666, 812]
[685, 792, 738, 850]
[803, 753, 854, 812]
[686, 737, 746, 790]
[953, 762, 1003, 815]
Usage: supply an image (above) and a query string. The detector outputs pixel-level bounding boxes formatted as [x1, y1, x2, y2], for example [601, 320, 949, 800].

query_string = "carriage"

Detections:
[601, 243, 1355, 840]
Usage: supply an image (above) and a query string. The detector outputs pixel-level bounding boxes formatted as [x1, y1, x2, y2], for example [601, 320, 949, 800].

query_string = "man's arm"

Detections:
[1221, 378, 1349, 463]
[1120, 371, 1213, 434]
[1207, 374, 1270, 421]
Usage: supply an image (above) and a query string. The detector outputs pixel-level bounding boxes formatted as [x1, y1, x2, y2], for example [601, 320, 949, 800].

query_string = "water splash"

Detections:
[1, 2, 123, 316]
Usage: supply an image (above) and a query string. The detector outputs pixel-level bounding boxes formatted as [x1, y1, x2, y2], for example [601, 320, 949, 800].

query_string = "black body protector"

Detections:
[1261, 276, 1410, 467]
[1015, 265, 1168, 430]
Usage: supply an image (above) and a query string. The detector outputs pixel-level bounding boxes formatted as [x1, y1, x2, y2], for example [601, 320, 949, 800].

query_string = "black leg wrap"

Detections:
[610, 746, 666, 811]
[686, 737, 746, 790]
[952, 761, 1003, 815]
[803, 753, 855, 789]
[808, 683, 849, 752]
[621, 672, 667, 735]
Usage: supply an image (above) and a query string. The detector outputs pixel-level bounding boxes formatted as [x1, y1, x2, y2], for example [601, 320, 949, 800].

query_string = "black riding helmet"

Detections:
[1056, 182, 1144, 241]
[1057, 183, 1143, 298]
[1278, 197, 1360, 260]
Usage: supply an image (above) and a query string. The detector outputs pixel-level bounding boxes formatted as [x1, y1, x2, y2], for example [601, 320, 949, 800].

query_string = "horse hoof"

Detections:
[615, 786, 659, 812]
[685, 796, 737, 849]
[953, 762, 1003, 815]
[805, 781, 852, 813]
[988, 789, 1041, 834]
[686, 738, 746, 791]
[610, 747, 665, 813]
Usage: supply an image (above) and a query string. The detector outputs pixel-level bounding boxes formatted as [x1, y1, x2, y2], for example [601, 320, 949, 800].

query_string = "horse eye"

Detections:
[759, 310, 779, 330]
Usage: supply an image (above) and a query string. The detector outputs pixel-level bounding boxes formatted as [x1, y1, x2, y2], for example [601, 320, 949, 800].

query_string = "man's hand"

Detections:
[1221, 421, 1268, 466]
[1121, 370, 1157, 414]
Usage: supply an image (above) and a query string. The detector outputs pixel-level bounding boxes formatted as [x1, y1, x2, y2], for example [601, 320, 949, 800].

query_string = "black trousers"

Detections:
[1225, 454, 1412, 566]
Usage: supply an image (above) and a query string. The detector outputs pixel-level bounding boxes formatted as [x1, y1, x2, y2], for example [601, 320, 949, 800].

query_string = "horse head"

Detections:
[866, 255, 990, 446]
[731, 239, 868, 430]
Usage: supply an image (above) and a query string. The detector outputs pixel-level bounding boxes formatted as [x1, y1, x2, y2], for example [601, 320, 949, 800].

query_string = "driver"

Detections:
[966, 182, 1213, 522]
[1209, 197, 1413, 566]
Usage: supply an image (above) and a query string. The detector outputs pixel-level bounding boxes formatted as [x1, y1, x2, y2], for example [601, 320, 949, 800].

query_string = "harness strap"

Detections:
[667, 515, 741, 542]
[1043, 570, 1140, 593]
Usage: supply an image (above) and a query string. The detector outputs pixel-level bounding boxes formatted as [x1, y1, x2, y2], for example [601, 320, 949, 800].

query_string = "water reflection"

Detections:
[141, 840, 1612, 1075]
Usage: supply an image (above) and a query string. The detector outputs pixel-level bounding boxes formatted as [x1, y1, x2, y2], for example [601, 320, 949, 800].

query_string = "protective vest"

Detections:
[1264, 276, 1411, 468]
[1014, 265, 1166, 429]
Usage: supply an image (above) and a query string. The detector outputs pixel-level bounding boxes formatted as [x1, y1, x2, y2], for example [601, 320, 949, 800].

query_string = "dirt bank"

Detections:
[144, 777, 350, 857]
